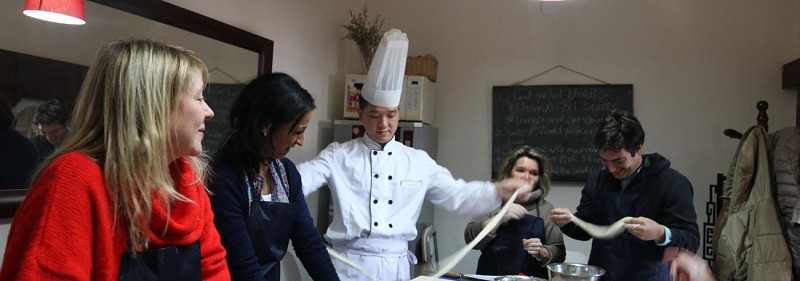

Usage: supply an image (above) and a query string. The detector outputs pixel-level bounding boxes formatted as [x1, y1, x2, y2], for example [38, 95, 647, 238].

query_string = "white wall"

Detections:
[2, 0, 799, 279]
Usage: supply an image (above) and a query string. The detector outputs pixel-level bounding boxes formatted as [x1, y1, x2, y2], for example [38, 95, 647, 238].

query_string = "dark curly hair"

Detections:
[33, 98, 69, 126]
[593, 111, 645, 155]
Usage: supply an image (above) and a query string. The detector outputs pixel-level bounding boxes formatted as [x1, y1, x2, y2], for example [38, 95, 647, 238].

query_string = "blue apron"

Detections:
[117, 240, 201, 281]
[588, 175, 669, 281]
[246, 195, 299, 280]
[476, 212, 548, 278]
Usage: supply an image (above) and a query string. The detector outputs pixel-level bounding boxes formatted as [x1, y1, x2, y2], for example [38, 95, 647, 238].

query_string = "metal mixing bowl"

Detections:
[493, 276, 547, 281]
[547, 263, 606, 281]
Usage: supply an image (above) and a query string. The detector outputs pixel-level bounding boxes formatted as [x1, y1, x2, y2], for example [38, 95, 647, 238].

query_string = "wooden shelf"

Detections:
[782, 57, 800, 89]
[781, 57, 800, 127]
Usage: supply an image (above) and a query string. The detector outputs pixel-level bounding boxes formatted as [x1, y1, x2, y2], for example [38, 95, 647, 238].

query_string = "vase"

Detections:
[357, 43, 377, 74]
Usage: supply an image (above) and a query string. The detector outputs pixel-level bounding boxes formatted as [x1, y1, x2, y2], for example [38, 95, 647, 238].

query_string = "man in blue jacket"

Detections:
[550, 111, 699, 281]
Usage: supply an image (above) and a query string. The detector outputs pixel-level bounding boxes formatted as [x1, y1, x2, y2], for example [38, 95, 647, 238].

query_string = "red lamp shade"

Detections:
[23, 0, 85, 25]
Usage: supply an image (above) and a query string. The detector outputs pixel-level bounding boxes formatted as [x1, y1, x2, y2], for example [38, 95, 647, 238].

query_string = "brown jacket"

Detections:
[712, 126, 792, 281]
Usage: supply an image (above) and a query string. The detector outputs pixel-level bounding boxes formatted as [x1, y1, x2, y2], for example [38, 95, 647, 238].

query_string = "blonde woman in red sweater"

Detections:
[0, 38, 229, 280]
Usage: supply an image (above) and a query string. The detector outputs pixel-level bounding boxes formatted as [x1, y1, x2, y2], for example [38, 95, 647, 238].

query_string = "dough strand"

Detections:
[570, 215, 632, 239]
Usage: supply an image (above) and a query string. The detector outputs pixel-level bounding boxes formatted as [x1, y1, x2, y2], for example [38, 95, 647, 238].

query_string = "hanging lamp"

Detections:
[23, 0, 85, 25]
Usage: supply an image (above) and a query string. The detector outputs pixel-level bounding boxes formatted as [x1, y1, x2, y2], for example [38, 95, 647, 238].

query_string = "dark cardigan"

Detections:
[209, 153, 339, 280]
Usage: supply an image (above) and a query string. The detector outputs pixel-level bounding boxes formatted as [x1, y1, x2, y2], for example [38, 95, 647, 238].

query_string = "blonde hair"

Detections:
[496, 145, 553, 198]
[33, 38, 209, 250]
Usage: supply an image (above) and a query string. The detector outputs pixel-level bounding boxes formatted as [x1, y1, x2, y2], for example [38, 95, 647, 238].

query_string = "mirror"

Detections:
[0, 0, 274, 218]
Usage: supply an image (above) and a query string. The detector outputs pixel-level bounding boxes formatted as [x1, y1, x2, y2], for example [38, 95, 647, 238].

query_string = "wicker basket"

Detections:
[405, 55, 438, 82]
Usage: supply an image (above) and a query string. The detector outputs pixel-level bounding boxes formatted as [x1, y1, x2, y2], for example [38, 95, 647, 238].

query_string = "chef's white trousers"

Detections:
[332, 238, 418, 281]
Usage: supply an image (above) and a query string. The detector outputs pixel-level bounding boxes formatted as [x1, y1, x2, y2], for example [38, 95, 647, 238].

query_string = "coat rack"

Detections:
[723, 100, 769, 139]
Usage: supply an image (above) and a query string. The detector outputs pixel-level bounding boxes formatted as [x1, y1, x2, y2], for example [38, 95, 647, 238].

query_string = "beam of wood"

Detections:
[782, 58, 800, 89]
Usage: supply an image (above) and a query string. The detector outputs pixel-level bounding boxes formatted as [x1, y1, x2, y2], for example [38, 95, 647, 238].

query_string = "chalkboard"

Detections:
[492, 85, 633, 180]
[204, 83, 245, 155]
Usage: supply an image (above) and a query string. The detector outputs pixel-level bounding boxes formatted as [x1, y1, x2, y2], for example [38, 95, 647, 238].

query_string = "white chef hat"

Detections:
[361, 29, 408, 107]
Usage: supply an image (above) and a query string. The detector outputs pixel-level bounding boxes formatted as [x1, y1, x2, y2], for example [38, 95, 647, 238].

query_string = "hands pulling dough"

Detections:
[571, 214, 666, 242]
[570, 214, 632, 239]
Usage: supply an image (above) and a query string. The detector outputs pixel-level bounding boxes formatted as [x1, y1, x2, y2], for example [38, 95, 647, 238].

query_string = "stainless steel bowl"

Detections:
[493, 275, 547, 281]
[547, 263, 606, 281]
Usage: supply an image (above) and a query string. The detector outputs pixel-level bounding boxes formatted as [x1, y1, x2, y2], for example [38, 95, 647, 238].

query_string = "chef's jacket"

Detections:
[298, 135, 501, 245]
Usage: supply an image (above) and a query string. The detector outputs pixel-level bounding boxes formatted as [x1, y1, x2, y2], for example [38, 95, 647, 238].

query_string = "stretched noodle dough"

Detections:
[570, 215, 631, 239]
[326, 247, 370, 276]
[427, 188, 524, 278]
[338, 188, 526, 281]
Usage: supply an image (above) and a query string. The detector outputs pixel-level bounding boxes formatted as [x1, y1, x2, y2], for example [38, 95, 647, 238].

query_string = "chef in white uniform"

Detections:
[298, 29, 532, 281]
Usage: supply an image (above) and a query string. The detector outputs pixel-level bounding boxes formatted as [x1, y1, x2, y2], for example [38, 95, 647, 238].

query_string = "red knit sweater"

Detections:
[0, 152, 230, 280]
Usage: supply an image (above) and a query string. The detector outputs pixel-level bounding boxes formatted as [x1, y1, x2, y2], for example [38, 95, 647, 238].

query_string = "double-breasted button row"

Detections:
[370, 149, 396, 230]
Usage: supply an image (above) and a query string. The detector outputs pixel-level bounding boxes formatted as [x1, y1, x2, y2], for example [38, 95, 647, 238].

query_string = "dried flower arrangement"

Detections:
[341, 5, 384, 71]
